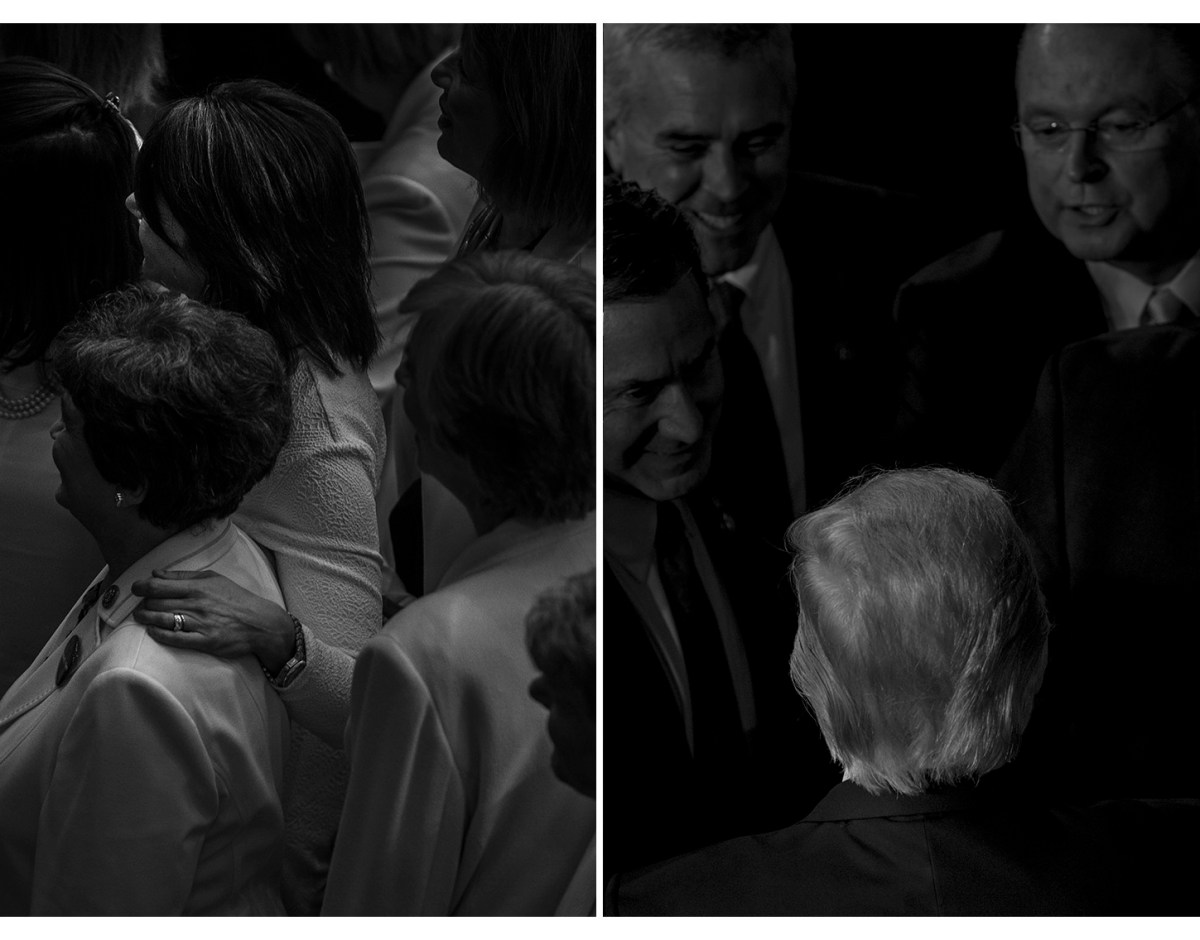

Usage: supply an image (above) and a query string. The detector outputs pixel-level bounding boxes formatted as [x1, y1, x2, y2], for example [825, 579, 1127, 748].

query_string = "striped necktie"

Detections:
[1140, 286, 1195, 326]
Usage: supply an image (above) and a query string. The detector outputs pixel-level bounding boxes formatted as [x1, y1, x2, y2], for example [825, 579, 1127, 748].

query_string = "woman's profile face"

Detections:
[125, 192, 207, 298]
[430, 46, 502, 181]
[49, 393, 116, 530]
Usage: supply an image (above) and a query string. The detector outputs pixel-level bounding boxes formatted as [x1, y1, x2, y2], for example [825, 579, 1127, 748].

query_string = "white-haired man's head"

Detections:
[787, 468, 1050, 796]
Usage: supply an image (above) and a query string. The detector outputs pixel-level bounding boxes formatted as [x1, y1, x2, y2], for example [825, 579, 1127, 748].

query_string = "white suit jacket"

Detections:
[323, 515, 596, 915]
[0, 520, 289, 915]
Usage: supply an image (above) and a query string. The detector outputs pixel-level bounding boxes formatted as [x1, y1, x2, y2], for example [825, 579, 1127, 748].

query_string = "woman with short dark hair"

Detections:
[0, 286, 292, 915]
[322, 251, 595, 915]
[124, 79, 386, 915]
[0, 57, 139, 695]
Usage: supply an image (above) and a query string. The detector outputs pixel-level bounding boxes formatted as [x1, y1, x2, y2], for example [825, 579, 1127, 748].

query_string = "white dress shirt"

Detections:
[1087, 250, 1200, 330]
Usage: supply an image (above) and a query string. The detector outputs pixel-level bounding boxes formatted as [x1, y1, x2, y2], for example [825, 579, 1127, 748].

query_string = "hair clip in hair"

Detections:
[103, 92, 122, 115]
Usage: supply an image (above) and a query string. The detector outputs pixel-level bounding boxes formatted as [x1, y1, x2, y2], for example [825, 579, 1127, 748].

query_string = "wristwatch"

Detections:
[263, 614, 307, 689]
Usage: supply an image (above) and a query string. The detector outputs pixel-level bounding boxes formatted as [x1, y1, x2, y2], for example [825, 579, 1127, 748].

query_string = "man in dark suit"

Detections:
[603, 24, 947, 539]
[603, 180, 836, 877]
[893, 24, 1200, 478]
[608, 468, 1200, 915]
[997, 323, 1200, 801]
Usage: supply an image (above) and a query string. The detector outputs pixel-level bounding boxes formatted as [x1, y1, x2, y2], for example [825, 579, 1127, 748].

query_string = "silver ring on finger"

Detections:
[173, 613, 187, 633]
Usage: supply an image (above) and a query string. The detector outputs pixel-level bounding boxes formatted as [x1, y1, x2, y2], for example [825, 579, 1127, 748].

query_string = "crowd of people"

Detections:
[0, 24, 595, 916]
[603, 23, 1200, 916]
[6, 18, 1200, 920]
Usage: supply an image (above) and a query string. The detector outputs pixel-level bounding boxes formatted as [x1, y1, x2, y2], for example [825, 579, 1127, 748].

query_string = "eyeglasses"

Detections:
[1012, 90, 1199, 154]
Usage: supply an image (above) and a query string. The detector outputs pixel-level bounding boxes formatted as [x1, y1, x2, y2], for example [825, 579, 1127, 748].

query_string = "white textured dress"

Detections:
[235, 355, 386, 915]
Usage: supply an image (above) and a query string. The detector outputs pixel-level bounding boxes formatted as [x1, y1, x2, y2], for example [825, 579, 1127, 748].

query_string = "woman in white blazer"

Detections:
[0, 287, 292, 915]
[321, 251, 596, 915]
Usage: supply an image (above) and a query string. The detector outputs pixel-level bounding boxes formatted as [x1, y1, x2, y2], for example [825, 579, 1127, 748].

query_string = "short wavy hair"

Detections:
[603, 24, 796, 133]
[0, 57, 139, 371]
[51, 286, 292, 532]
[134, 79, 379, 376]
[604, 177, 705, 305]
[461, 24, 594, 235]
[401, 250, 594, 524]
[525, 568, 596, 712]
[787, 468, 1050, 796]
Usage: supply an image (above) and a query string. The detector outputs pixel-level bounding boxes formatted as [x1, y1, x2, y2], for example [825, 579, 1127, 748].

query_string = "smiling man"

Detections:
[605, 24, 941, 531]
[602, 180, 837, 878]
[892, 23, 1200, 478]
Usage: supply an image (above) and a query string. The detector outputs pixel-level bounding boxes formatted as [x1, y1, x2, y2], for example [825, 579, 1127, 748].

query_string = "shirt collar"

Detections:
[97, 519, 240, 634]
[716, 224, 776, 300]
[804, 775, 1033, 822]
[1086, 249, 1200, 329]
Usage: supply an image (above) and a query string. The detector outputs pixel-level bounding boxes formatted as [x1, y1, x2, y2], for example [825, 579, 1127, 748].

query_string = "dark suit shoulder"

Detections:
[1056, 320, 1200, 372]
[607, 780, 1198, 915]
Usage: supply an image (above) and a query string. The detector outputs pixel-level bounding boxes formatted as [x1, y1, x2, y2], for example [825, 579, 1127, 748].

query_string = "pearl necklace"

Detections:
[0, 378, 57, 420]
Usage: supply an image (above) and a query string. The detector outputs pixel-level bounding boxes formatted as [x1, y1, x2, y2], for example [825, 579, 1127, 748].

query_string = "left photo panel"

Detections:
[0, 23, 596, 916]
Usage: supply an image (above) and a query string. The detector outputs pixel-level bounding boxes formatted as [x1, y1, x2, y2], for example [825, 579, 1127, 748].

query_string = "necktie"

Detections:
[1140, 286, 1196, 326]
[708, 281, 792, 540]
[655, 501, 746, 765]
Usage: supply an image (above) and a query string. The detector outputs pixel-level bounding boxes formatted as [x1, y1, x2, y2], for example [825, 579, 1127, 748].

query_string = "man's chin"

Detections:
[698, 235, 758, 278]
[634, 466, 708, 503]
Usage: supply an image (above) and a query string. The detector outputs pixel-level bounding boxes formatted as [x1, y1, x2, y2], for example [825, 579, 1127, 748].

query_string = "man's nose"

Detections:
[656, 383, 704, 446]
[701, 146, 749, 203]
[1063, 130, 1108, 184]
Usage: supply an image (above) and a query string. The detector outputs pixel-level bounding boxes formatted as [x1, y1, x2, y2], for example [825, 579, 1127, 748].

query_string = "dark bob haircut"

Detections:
[52, 285, 292, 532]
[461, 24, 595, 236]
[134, 79, 380, 376]
[0, 57, 140, 371]
[603, 177, 705, 305]
[401, 250, 594, 524]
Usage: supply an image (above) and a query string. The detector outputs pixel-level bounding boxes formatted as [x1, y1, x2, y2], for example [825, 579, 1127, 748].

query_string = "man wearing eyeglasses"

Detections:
[892, 24, 1200, 478]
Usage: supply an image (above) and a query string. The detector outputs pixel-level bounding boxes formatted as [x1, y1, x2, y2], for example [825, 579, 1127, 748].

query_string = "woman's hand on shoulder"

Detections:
[130, 569, 297, 672]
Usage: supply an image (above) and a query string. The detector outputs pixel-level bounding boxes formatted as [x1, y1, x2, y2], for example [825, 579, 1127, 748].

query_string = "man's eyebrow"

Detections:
[738, 121, 787, 140]
[655, 128, 714, 145]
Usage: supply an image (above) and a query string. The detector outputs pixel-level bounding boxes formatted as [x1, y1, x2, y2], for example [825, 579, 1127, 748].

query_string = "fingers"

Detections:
[130, 577, 194, 600]
[131, 569, 222, 601]
[133, 608, 191, 631]
[144, 624, 217, 651]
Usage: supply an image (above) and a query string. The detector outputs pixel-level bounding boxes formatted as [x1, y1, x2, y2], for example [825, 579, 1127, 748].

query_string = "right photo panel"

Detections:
[601, 23, 1200, 915]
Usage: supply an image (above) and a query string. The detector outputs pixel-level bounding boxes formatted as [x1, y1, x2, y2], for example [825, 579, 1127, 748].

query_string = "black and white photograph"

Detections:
[0, 21, 596, 916]
[601, 22, 1200, 917]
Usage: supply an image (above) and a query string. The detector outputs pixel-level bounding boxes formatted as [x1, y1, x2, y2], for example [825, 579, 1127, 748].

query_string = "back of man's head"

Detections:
[788, 468, 1050, 796]
[604, 177, 705, 304]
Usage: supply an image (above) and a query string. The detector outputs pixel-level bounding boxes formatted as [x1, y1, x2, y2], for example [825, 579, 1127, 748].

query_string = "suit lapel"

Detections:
[0, 576, 106, 732]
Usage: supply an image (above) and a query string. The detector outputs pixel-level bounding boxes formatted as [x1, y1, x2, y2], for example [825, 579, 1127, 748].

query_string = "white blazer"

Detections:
[323, 515, 596, 915]
[0, 520, 290, 915]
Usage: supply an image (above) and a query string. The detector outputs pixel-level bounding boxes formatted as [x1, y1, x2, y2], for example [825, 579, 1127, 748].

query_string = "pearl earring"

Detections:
[115, 492, 124, 508]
